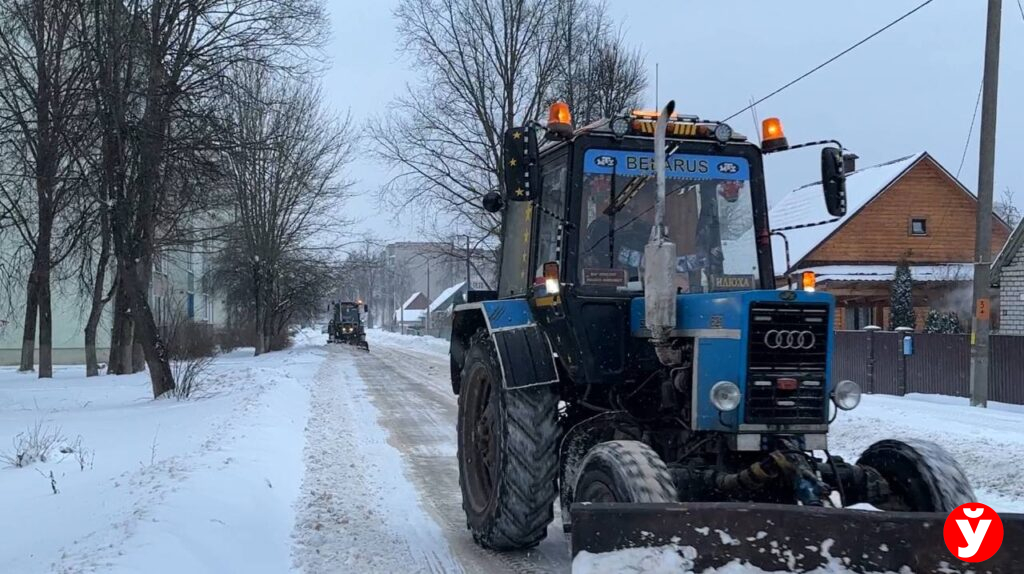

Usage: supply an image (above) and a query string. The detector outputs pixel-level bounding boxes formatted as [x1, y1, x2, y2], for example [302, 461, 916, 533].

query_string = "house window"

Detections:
[844, 306, 875, 330]
[910, 217, 927, 236]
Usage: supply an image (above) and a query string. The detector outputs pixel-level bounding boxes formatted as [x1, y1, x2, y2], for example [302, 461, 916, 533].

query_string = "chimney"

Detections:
[843, 153, 859, 174]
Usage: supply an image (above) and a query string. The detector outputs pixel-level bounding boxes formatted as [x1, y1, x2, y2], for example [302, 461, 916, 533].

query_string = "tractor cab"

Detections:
[477, 104, 846, 391]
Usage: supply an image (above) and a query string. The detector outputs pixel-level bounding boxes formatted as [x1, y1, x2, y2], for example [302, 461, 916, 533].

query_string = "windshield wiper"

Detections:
[602, 143, 680, 217]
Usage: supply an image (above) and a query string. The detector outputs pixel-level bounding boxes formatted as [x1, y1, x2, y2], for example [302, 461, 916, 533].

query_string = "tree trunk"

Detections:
[37, 212, 53, 379]
[121, 258, 174, 397]
[131, 254, 152, 373]
[108, 290, 122, 371]
[110, 280, 134, 374]
[18, 269, 39, 372]
[84, 215, 112, 377]
[253, 263, 265, 355]
[37, 266, 53, 378]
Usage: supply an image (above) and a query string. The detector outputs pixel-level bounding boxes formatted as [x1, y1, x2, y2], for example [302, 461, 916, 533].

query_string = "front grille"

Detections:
[745, 302, 829, 424]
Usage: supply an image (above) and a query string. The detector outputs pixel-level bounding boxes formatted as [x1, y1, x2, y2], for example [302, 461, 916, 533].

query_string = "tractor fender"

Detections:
[450, 300, 558, 395]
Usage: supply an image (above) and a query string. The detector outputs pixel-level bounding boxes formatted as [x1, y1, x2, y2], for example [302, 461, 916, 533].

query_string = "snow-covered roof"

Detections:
[401, 292, 425, 310]
[992, 219, 1024, 287]
[794, 263, 973, 283]
[394, 308, 426, 323]
[428, 281, 466, 312]
[770, 153, 925, 275]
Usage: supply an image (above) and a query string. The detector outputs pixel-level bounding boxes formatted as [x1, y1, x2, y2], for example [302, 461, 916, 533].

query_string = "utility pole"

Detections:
[970, 0, 1002, 408]
[465, 236, 472, 289]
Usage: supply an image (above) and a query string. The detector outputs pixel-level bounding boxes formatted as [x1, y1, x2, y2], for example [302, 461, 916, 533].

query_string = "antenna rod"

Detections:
[655, 63, 659, 109]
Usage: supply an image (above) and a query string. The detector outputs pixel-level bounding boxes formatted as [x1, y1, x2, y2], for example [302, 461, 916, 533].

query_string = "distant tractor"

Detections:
[328, 301, 369, 350]
[445, 101, 1023, 572]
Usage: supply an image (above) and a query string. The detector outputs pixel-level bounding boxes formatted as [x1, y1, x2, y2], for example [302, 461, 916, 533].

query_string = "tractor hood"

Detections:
[629, 290, 835, 337]
[630, 290, 837, 433]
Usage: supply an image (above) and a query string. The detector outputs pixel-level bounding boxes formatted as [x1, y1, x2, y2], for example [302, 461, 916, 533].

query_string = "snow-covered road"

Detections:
[3, 328, 1022, 574]
[291, 333, 572, 573]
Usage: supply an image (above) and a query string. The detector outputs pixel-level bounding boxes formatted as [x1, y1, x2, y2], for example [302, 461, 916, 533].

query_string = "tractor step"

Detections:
[570, 502, 1024, 573]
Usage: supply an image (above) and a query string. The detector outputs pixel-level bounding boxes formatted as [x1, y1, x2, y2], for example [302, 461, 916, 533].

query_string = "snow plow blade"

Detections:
[570, 502, 1024, 573]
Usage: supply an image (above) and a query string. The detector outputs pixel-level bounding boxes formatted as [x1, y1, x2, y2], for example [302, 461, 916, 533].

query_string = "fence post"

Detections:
[864, 325, 881, 394]
[895, 326, 913, 396]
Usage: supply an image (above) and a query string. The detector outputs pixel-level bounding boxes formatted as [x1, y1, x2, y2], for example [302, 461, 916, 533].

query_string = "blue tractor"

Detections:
[448, 102, 1022, 572]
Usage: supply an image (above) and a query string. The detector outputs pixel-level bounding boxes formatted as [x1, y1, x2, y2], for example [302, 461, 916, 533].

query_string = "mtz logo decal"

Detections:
[717, 161, 739, 174]
[594, 155, 617, 168]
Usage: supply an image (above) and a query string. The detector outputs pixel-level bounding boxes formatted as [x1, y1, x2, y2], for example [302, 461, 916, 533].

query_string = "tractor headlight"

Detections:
[714, 123, 733, 143]
[832, 380, 861, 411]
[710, 381, 741, 412]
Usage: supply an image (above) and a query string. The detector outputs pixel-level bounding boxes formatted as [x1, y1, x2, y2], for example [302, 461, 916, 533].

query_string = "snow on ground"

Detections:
[367, 328, 450, 357]
[5, 324, 1022, 574]
[0, 330, 324, 574]
[290, 341, 459, 572]
[572, 545, 910, 574]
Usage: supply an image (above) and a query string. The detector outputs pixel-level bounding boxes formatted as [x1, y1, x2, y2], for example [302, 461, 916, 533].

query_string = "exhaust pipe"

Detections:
[644, 101, 678, 366]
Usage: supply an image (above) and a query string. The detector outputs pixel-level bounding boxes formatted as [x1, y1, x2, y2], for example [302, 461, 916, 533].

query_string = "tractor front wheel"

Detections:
[456, 330, 559, 550]
[574, 440, 678, 505]
[857, 438, 975, 512]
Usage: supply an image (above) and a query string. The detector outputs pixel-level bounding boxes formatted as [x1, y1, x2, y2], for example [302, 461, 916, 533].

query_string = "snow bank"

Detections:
[572, 545, 909, 574]
[0, 337, 325, 574]
[367, 328, 450, 357]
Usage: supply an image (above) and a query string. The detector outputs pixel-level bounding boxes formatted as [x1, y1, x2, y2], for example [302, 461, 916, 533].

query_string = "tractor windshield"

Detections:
[340, 306, 359, 322]
[579, 149, 760, 293]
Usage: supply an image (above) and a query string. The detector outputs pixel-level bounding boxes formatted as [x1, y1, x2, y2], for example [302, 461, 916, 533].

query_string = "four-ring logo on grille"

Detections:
[763, 329, 816, 350]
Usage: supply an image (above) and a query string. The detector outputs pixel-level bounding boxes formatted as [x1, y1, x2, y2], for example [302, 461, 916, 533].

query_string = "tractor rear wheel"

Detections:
[857, 438, 975, 512]
[574, 440, 678, 504]
[456, 330, 559, 550]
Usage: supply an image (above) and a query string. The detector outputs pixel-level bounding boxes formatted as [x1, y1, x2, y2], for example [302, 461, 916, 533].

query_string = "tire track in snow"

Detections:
[355, 340, 571, 573]
[291, 345, 460, 573]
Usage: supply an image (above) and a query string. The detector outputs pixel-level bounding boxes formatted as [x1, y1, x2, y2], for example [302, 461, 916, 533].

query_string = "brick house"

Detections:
[770, 152, 1010, 331]
[991, 222, 1024, 335]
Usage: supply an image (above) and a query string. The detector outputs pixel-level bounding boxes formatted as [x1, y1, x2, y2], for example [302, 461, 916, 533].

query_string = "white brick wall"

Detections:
[1000, 249, 1024, 335]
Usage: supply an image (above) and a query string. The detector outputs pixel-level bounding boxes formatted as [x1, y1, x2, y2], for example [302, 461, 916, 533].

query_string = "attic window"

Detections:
[910, 217, 927, 236]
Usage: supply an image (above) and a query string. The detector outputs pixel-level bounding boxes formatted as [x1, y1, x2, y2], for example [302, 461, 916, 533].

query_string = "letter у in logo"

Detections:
[717, 161, 739, 175]
[943, 502, 1003, 563]
[594, 155, 616, 168]
[763, 329, 815, 350]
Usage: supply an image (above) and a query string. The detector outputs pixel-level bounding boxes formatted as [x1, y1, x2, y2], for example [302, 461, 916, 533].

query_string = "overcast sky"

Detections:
[325, 0, 1024, 243]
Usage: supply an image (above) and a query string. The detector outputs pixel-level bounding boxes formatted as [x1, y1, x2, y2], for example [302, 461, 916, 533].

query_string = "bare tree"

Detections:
[995, 186, 1020, 229]
[217, 63, 352, 355]
[372, 0, 646, 248]
[552, 0, 647, 124]
[96, 0, 326, 396]
[0, 0, 94, 377]
[370, 0, 564, 245]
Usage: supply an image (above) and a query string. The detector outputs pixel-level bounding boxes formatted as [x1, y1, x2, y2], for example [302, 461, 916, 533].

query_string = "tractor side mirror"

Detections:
[821, 147, 847, 217]
[502, 126, 537, 201]
[482, 191, 504, 213]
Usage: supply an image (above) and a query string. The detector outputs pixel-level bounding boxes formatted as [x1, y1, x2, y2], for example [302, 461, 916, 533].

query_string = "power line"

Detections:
[724, 0, 937, 122]
[1018, 0, 1024, 21]
[957, 82, 984, 179]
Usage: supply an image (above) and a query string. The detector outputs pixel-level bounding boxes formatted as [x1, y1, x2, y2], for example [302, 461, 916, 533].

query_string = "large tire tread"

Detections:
[575, 440, 678, 503]
[457, 330, 560, 550]
[857, 438, 975, 512]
